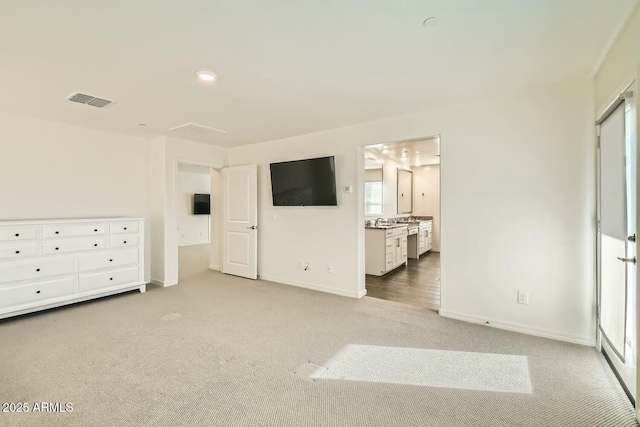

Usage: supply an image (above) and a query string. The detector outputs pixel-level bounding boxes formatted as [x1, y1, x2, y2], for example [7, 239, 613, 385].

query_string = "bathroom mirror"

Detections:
[397, 168, 413, 214]
[364, 159, 383, 215]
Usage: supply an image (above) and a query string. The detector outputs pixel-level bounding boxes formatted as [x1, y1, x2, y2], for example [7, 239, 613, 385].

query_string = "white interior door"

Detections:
[222, 165, 258, 279]
[598, 86, 636, 401]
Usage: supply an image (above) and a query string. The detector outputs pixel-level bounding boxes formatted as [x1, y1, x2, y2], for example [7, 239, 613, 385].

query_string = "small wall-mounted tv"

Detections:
[193, 194, 211, 215]
[269, 156, 337, 206]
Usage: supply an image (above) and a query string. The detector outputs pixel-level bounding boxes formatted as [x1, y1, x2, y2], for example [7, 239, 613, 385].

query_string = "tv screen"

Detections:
[193, 194, 210, 215]
[269, 156, 338, 206]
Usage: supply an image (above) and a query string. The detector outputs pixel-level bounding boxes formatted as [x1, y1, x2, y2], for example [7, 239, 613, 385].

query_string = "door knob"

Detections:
[629, 234, 636, 242]
[617, 256, 637, 264]
[247, 225, 257, 230]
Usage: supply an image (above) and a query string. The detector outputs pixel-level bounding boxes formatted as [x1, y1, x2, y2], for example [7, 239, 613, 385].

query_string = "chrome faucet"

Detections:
[374, 218, 384, 227]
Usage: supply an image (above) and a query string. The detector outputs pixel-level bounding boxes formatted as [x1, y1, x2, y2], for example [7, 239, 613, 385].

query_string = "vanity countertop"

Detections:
[365, 224, 409, 230]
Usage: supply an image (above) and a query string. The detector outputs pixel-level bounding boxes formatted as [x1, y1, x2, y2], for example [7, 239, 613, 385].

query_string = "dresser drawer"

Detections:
[42, 238, 106, 255]
[78, 249, 138, 272]
[0, 277, 77, 310]
[79, 267, 139, 293]
[109, 235, 138, 248]
[0, 256, 75, 285]
[0, 242, 39, 260]
[43, 223, 106, 239]
[0, 226, 37, 242]
[110, 221, 139, 235]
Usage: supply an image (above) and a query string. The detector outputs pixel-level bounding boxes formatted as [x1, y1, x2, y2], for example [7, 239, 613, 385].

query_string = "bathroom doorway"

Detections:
[363, 136, 441, 311]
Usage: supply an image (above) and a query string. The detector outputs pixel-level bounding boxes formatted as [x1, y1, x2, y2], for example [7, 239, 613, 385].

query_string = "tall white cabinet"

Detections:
[0, 218, 146, 319]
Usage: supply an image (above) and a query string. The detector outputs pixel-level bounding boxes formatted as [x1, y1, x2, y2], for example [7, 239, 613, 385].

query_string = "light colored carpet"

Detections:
[178, 243, 211, 282]
[0, 270, 638, 427]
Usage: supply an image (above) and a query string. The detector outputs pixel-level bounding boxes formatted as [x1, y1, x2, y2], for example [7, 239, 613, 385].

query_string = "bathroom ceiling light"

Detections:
[382, 148, 390, 154]
[196, 70, 217, 83]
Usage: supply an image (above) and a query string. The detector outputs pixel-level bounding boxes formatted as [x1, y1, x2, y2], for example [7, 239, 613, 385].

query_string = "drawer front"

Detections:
[408, 228, 418, 236]
[385, 252, 393, 270]
[79, 267, 139, 293]
[385, 229, 394, 237]
[110, 221, 139, 235]
[394, 228, 407, 237]
[109, 235, 139, 248]
[42, 238, 106, 255]
[385, 239, 394, 251]
[0, 242, 39, 260]
[0, 226, 37, 242]
[79, 249, 139, 272]
[43, 223, 106, 239]
[0, 256, 75, 285]
[0, 277, 77, 310]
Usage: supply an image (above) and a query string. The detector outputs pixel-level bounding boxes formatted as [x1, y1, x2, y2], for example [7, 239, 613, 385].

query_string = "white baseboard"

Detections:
[439, 309, 595, 347]
[151, 278, 178, 288]
[209, 264, 220, 271]
[259, 274, 364, 299]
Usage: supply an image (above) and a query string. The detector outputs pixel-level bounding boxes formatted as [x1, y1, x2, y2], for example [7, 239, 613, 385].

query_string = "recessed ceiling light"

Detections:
[423, 17, 440, 28]
[382, 149, 390, 154]
[196, 70, 217, 83]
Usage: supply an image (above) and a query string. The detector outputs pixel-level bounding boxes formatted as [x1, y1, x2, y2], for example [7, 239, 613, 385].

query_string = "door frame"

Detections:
[359, 134, 443, 309]
[172, 158, 223, 284]
[595, 76, 638, 408]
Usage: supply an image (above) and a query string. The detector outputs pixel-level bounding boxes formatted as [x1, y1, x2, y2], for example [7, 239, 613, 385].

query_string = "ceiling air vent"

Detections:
[66, 92, 115, 108]
[169, 122, 227, 138]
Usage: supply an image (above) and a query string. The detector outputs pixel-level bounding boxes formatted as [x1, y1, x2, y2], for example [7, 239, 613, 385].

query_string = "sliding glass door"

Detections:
[597, 83, 637, 402]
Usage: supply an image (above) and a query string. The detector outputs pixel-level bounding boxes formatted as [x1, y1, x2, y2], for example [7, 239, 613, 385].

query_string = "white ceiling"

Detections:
[365, 137, 440, 167]
[0, 0, 636, 147]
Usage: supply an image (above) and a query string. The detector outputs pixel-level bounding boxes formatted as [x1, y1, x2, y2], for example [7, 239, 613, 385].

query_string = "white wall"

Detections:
[148, 136, 227, 286]
[594, 4, 640, 113]
[0, 111, 151, 282]
[228, 80, 596, 345]
[413, 165, 441, 251]
[177, 168, 211, 246]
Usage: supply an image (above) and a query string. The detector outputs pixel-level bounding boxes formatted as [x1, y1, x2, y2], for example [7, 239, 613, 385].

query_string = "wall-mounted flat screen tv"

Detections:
[269, 156, 337, 206]
[193, 193, 211, 215]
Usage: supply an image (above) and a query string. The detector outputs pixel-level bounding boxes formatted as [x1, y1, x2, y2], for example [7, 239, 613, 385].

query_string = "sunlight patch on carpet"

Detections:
[314, 344, 532, 394]
[294, 362, 327, 380]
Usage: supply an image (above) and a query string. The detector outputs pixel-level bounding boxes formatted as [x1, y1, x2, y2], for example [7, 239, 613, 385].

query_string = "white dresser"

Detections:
[0, 218, 146, 319]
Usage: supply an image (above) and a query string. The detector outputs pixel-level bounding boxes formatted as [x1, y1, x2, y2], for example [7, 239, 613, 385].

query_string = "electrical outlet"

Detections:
[517, 291, 529, 305]
[326, 265, 333, 273]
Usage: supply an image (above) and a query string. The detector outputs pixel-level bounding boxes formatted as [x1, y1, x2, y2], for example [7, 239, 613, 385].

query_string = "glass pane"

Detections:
[365, 182, 383, 215]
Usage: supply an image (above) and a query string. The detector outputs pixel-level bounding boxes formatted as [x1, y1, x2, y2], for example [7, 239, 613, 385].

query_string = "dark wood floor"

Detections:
[366, 252, 440, 311]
